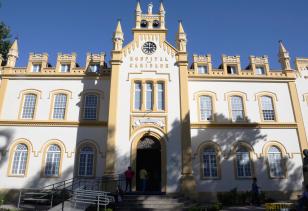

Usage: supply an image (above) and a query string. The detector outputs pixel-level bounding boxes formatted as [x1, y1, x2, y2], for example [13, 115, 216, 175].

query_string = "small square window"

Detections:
[256, 66, 265, 75]
[227, 65, 237, 74]
[89, 64, 100, 73]
[198, 65, 208, 74]
[60, 64, 70, 73]
[32, 64, 41, 72]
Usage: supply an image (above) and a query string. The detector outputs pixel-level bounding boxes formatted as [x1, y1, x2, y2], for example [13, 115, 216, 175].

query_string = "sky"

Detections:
[0, 0, 307, 69]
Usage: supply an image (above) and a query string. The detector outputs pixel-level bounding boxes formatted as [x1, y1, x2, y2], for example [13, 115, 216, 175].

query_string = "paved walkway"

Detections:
[222, 206, 265, 210]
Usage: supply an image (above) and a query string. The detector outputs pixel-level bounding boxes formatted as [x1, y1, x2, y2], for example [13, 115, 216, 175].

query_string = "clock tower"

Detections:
[106, 1, 196, 197]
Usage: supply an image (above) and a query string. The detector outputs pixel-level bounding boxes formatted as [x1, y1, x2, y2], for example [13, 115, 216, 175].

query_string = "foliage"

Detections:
[217, 188, 267, 206]
[188, 203, 222, 211]
[0, 22, 12, 65]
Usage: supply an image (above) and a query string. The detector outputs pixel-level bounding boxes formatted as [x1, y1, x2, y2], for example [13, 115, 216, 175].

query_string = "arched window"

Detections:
[236, 146, 252, 177]
[11, 144, 28, 176]
[231, 96, 244, 121]
[44, 144, 61, 176]
[79, 146, 94, 176]
[83, 95, 98, 120]
[21, 94, 37, 119]
[261, 96, 275, 121]
[200, 96, 213, 121]
[268, 146, 284, 177]
[202, 147, 218, 178]
[52, 94, 67, 120]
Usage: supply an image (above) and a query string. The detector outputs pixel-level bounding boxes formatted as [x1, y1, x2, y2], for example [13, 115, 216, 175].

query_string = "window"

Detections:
[52, 94, 67, 120]
[134, 82, 142, 110]
[157, 82, 165, 110]
[202, 148, 218, 178]
[32, 64, 41, 72]
[44, 144, 61, 177]
[261, 96, 275, 121]
[11, 144, 28, 176]
[200, 96, 213, 121]
[198, 65, 208, 74]
[21, 94, 37, 119]
[60, 64, 70, 73]
[83, 95, 98, 120]
[79, 146, 94, 176]
[268, 146, 284, 177]
[89, 64, 99, 73]
[231, 96, 244, 121]
[236, 147, 252, 177]
[227, 65, 237, 74]
[256, 66, 265, 75]
[146, 82, 153, 111]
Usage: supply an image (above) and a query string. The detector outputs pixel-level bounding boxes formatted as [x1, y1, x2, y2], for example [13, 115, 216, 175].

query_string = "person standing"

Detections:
[139, 168, 148, 192]
[124, 166, 134, 192]
[251, 177, 260, 206]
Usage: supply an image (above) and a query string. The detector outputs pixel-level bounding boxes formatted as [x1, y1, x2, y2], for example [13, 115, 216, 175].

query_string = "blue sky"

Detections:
[0, 0, 307, 69]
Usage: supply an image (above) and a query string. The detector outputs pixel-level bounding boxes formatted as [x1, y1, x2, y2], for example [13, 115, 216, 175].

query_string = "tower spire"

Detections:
[136, 0, 141, 12]
[278, 40, 291, 70]
[159, 1, 165, 13]
[176, 21, 187, 52]
[135, 1, 142, 29]
[113, 20, 124, 51]
[7, 39, 19, 67]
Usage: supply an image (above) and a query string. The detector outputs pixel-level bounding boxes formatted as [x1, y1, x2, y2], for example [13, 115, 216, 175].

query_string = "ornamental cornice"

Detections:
[0, 120, 108, 127]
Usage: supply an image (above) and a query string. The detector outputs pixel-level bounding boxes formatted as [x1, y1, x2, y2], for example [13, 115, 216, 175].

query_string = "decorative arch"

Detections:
[7, 138, 33, 177]
[195, 141, 222, 179]
[78, 89, 104, 100]
[130, 128, 167, 192]
[18, 89, 42, 99]
[224, 91, 248, 101]
[255, 91, 278, 102]
[193, 91, 218, 101]
[231, 141, 256, 178]
[48, 89, 72, 99]
[40, 139, 67, 177]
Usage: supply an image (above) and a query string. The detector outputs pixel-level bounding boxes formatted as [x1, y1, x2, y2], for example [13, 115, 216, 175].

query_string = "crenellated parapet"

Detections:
[1, 52, 110, 78]
[189, 54, 296, 79]
[295, 58, 308, 71]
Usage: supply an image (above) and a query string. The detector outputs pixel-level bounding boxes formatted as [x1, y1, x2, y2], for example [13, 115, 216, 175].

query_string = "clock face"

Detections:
[142, 42, 157, 55]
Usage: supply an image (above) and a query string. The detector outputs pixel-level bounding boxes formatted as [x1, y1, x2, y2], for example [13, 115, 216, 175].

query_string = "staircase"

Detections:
[116, 194, 197, 210]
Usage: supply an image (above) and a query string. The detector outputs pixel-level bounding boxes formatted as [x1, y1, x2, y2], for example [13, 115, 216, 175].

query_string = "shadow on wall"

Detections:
[0, 129, 14, 169]
[191, 113, 303, 201]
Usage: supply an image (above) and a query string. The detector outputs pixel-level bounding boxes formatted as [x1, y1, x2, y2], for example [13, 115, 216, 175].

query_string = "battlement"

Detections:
[190, 54, 296, 78]
[1, 52, 109, 77]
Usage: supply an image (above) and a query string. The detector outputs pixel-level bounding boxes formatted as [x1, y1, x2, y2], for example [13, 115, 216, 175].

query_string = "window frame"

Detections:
[198, 142, 221, 180]
[82, 94, 99, 120]
[256, 92, 278, 122]
[197, 65, 208, 74]
[225, 92, 247, 122]
[7, 140, 32, 177]
[195, 91, 217, 122]
[18, 90, 41, 120]
[32, 64, 42, 73]
[49, 90, 71, 121]
[232, 142, 255, 179]
[230, 95, 245, 122]
[131, 79, 167, 113]
[227, 65, 237, 75]
[255, 65, 266, 75]
[41, 141, 64, 178]
[77, 143, 97, 177]
[60, 63, 71, 73]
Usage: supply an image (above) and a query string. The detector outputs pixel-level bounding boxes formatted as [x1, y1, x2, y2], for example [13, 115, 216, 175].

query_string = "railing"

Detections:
[70, 189, 114, 211]
[17, 174, 125, 210]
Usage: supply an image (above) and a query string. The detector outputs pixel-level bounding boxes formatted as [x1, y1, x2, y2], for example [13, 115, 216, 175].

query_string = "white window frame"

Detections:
[44, 145, 61, 177]
[227, 65, 237, 74]
[236, 147, 252, 178]
[145, 82, 153, 111]
[89, 64, 99, 73]
[231, 96, 245, 121]
[134, 82, 142, 111]
[11, 144, 28, 176]
[199, 96, 213, 121]
[78, 146, 94, 177]
[157, 82, 165, 111]
[256, 66, 265, 75]
[83, 95, 98, 120]
[261, 96, 275, 121]
[198, 65, 208, 74]
[52, 94, 67, 120]
[202, 148, 218, 178]
[21, 94, 37, 119]
[32, 64, 41, 73]
[60, 64, 70, 73]
[268, 146, 284, 178]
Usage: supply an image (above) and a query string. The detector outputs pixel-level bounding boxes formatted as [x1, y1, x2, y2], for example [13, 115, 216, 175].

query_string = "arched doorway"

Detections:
[136, 136, 161, 192]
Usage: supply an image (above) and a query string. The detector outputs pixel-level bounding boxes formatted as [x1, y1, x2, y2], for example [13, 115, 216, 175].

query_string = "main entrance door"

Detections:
[136, 136, 161, 192]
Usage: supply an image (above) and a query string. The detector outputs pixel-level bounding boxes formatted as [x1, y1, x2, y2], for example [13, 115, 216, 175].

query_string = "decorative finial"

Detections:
[148, 2, 153, 15]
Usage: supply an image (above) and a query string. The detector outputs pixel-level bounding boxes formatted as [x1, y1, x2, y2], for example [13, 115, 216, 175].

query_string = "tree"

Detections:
[0, 22, 12, 65]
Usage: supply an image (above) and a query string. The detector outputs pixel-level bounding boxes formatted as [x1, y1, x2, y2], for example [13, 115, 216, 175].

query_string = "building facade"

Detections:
[0, 2, 307, 201]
